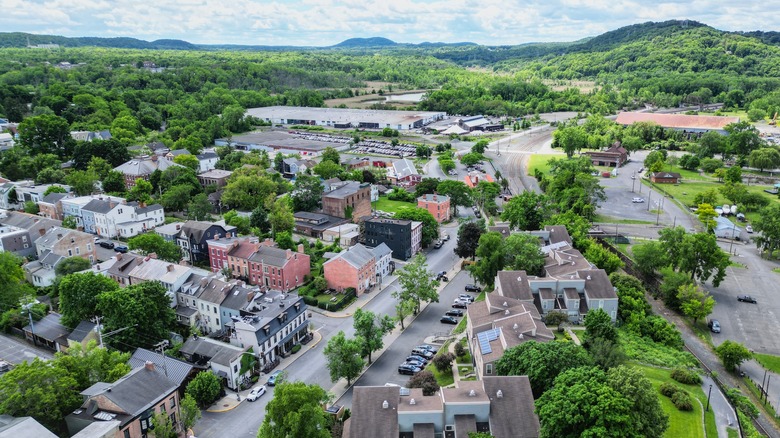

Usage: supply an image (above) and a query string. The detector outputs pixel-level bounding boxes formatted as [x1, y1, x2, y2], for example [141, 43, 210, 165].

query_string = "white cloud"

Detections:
[2, 0, 780, 46]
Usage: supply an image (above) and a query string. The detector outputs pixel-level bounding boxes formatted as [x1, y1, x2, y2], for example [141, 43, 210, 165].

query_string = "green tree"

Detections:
[188, 193, 213, 221]
[86, 156, 113, 179]
[583, 240, 624, 274]
[127, 178, 153, 203]
[174, 154, 201, 172]
[606, 365, 669, 438]
[17, 113, 73, 158]
[65, 170, 99, 195]
[472, 139, 489, 154]
[407, 370, 440, 396]
[414, 178, 441, 198]
[128, 233, 183, 263]
[692, 188, 720, 207]
[150, 411, 178, 438]
[416, 144, 432, 158]
[677, 284, 715, 324]
[55, 256, 92, 277]
[323, 331, 364, 385]
[321, 146, 341, 165]
[749, 148, 780, 172]
[186, 371, 222, 408]
[180, 393, 202, 431]
[725, 121, 762, 157]
[291, 175, 323, 212]
[313, 160, 342, 179]
[353, 308, 395, 364]
[433, 352, 456, 373]
[270, 197, 295, 237]
[250, 205, 271, 234]
[503, 233, 546, 276]
[716, 340, 753, 372]
[553, 125, 588, 158]
[62, 215, 78, 229]
[754, 204, 780, 255]
[394, 253, 439, 314]
[23, 200, 39, 215]
[583, 308, 617, 344]
[495, 341, 593, 398]
[102, 170, 127, 194]
[96, 281, 177, 351]
[473, 232, 505, 288]
[587, 337, 627, 370]
[221, 174, 277, 211]
[454, 221, 484, 260]
[501, 192, 551, 230]
[437, 179, 472, 215]
[0, 252, 34, 313]
[43, 185, 66, 196]
[258, 381, 331, 438]
[678, 232, 730, 286]
[160, 184, 195, 212]
[54, 340, 130, 389]
[394, 207, 439, 247]
[0, 358, 81, 434]
[460, 152, 483, 166]
[395, 298, 416, 330]
[724, 166, 743, 184]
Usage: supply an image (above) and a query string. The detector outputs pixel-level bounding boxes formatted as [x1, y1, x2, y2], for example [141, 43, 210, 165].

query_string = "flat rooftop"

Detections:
[225, 131, 348, 152]
[246, 106, 445, 127]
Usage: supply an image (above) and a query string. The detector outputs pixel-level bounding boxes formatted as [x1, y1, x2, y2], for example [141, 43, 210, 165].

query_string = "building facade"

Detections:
[322, 181, 372, 222]
[364, 218, 422, 260]
[323, 244, 376, 296]
[417, 193, 451, 223]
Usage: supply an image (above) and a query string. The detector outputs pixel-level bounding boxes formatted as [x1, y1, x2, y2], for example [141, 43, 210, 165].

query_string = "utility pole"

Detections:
[92, 316, 104, 348]
[23, 303, 35, 346]
[154, 340, 170, 377]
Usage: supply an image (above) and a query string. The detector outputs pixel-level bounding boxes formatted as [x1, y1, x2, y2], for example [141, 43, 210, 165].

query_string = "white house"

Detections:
[371, 243, 393, 284]
[82, 199, 165, 238]
[128, 257, 194, 307]
[197, 151, 219, 173]
[179, 335, 251, 390]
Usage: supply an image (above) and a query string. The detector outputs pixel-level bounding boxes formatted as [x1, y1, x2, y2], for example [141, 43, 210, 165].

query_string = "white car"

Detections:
[632, 197, 645, 203]
[246, 385, 267, 401]
[746, 225, 754, 233]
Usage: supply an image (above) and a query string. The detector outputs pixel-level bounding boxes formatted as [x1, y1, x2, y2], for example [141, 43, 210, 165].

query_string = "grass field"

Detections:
[755, 352, 780, 375]
[373, 197, 415, 214]
[634, 364, 715, 438]
[527, 153, 566, 175]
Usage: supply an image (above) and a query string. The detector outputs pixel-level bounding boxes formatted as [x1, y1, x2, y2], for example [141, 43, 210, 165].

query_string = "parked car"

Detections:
[746, 225, 754, 233]
[708, 319, 721, 333]
[398, 363, 422, 375]
[0, 360, 10, 373]
[98, 241, 115, 249]
[458, 294, 475, 303]
[440, 316, 458, 325]
[465, 284, 482, 292]
[406, 355, 429, 365]
[267, 370, 285, 386]
[632, 197, 645, 203]
[405, 359, 426, 368]
[411, 348, 434, 359]
[441, 233, 450, 241]
[415, 345, 438, 355]
[433, 240, 443, 249]
[737, 295, 757, 303]
[445, 309, 464, 317]
[452, 302, 468, 309]
[114, 245, 128, 253]
[246, 385, 267, 401]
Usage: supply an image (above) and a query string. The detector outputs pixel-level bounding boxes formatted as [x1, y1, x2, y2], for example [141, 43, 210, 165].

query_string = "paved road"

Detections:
[0, 334, 53, 365]
[336, 269, 474, 408]
[194, 223, 465, 438]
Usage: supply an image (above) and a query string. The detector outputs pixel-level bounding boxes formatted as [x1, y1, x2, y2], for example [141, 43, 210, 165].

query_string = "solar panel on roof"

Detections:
[477, 331, 493, 354]
[399, 387, 410, 396]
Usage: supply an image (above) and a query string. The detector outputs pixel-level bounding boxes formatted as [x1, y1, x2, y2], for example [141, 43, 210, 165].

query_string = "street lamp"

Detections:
[706, 384, 712, 412]
[631, 171, 636, 193]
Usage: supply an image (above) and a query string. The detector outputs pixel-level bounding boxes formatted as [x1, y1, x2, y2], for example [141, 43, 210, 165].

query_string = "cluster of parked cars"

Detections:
[443, 291, 477, 323]
[398, 345, 438, 375]
[97, 240, 129, 253]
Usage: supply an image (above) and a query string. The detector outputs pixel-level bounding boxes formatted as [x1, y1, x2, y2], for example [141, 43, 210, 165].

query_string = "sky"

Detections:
[2, 0, 775, 47]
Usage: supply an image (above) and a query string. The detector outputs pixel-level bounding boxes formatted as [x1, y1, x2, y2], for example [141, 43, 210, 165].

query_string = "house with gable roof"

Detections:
[178, 335, 250, 390]
[113, 155, 182, 189]
[175, 220, 236, 264]
[387, 158, 422, 187]
[323, 243, 376, 295]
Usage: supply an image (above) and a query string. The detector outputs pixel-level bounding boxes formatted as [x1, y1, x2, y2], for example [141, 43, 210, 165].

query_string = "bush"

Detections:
[671, 390, 694, 411]
[671, 368, 702, 385]
[433, 352, 455, 373]
[659, 382, 679, 398]
[291, 344, 301, 354]
[407, 370, 440, 396]
[454, 342, 465, 358]
[725, 388, 760, 418]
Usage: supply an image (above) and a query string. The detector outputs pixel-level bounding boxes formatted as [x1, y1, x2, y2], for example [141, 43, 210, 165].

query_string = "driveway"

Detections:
[0, 334, 53, 365]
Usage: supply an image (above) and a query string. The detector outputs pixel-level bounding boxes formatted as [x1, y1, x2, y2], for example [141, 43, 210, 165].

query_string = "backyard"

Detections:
[373, 196, 415, 214]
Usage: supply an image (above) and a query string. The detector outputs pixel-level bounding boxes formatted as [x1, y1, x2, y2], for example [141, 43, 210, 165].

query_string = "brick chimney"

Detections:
[167, 264, 174, 272]
[148, 253, 158, 259]
[115, 253, 122, 261]
[215, 233, 220, 241]
[151, 155, 158, 162]
[286, 249, 292, 259]
[144, 361, 155, 371]
[38, 228, 45, 236]
[297, 244, 304, 254]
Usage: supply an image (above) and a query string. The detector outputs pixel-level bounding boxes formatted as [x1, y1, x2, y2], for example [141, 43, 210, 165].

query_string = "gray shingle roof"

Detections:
[23, 313, 70, 343]
[67, 320, 96, 343]
[348, 386, 399, 438]
[371, 242, 392, 259]
[81, 199, 114, 214]
[392, 158, 418, 179]
[326, 243, 374, 270]
[128, 348, 194, 388]
[41, 192, 67, 204]
[80, 364, 177, 420]
[136, 203, 163, 214]
[482, 376, 540, 438]
[34, 226, 70, 247]
[419, 193, 449, 203]
[323, 181, 368, 199]
[248, 246, 290, 268]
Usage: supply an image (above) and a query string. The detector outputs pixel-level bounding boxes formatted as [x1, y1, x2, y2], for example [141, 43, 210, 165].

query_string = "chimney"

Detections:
[148, 253, 158, 259]
[115, 253, 122, 261]
[151, 155, 158, 162]
[286, 249, 292, 259]
[109, 200, 116, 209]
[56, 233, 62, 239]
[175, 224, 181, 230]
[167, 264, 174, 272]
[144, 361, 155, 371]
[215, 233, 220, 241]
[226, 232, 232, 238]
[39, 228, 45, 236]
[297, 244, 304, 254]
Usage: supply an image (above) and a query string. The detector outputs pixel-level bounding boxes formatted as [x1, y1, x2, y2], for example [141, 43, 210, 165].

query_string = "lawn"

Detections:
[456, 337, 473, 364]
[373, 196, 415, 214]
[527, 153, 566, 176]
[634, 364, 715, 438]
[755, 352, 780, 375]
[593, 214, 654, 225]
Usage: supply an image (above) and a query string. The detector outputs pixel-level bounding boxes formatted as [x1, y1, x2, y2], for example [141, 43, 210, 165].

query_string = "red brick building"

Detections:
[322, 181, 372, 223]
[417, 193, 451, 223]
[323, 244, 376, 296]
[650, 172, 681, 184]
[585, 143, 628, 167]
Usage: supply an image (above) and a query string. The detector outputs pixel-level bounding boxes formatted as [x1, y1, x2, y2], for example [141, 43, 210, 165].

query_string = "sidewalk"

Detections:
[309, 273, 401, 318]
[206, 330, 324, 413]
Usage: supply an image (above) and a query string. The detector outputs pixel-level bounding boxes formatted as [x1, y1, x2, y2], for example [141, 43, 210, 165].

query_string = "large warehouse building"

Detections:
[246, 106, 446, 130]
[215, 131, 352, 156]
[615, 112, 740, 136]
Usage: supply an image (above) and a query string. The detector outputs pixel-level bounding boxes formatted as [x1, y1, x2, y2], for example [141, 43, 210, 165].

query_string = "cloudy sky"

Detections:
[2, 0, 774, 46]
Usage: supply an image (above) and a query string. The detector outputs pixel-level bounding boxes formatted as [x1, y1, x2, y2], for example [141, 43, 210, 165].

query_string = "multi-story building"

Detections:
[0, 211, 60, 246]
[417, 193, 451, 223]
[34, 226, 97, 262]
[197, 169, 232, 188]
[154, 222, 186, 242]
[246, 244, 311, 291]
[387, 158, 422, 187]
[37, 192, 67, 220]
[113, 155, 182, 188]
[345, 377, 540, 438]
[205, 234, 253, 272]
[323, 243, 376, 296]
[364, 218, 422, 260]
[179, 335, 251, 390]
[0, 224, 35, 258]
[175, 221, 236, 264]
[106, 253, 144, 287]
[371, 243, 393, 285]
[293, 211, 350, 238]
[322, 181, 372, 222]
[128, 257, 194, 308]
[322, 223, 360, 247]
[79, 198, 164, 238]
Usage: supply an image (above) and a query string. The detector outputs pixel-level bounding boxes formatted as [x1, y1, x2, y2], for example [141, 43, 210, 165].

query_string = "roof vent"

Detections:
[502, 301, 507, 307]
[497, 390, 503, 398]
[586, 275, 592, 280]
[513, 323, 518, 330]
[382, 400, 389, 409]
[409, 398, 416, 405]
[519, 333, 524, 339]
[468, 390, 477, 397]
[504, 309, 510, 315]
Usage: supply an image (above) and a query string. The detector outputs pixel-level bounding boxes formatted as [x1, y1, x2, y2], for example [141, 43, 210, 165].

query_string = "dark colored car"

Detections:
[415, 345, 438, 355]
[398, 364, 422, 375]
[737, 295, 757, 303]
[445, 309, 464, 317]
[465, 284, 482, 292]
[114, 245, 128, 253]
[411, 348, 434, 359]
[708, 319, 721, 333]
[406, 355, 429, 365]
[440, 316, 458, 325]
[452, 302, 467, 309]
[98, 241, 115, 249]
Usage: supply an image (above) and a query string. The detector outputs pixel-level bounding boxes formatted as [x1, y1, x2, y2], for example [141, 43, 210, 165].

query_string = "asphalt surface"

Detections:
[0, 334, 53, 365]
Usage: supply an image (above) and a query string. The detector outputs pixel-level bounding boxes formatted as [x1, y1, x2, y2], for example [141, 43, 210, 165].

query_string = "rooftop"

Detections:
[418, 193, 449, 203]
[616, 112, 740, 130]
[246, 106, 444, 127]
[323, 181, 370, 200]
[128, 348, 194, 388]
[325, 243, 374, 270]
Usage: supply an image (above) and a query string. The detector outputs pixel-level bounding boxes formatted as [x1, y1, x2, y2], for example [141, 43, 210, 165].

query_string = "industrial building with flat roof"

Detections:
[615, 112, 740, 135]
[245, 106, 446, 130]
[215, 130, 352, 156]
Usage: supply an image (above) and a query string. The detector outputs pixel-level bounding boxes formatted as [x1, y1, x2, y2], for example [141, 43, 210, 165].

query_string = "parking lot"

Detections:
[0, 334, 52, 366]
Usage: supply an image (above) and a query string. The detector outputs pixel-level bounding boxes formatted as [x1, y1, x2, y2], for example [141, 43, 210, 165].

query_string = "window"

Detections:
[160, 403, 166, 413]
[87, 243, 92, 251]
[486, 363, 493, 375]
[76, 247, 80, 255]
[169, 396, 176, 409]
[68, 249, 72, 256]
[124, 429, 131, 438]
[234, 364, 238, 372]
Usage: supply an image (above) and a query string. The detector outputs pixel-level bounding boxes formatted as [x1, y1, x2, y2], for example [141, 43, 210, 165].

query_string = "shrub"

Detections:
[433, 352, 456, 373]
[454, 342, 465, 358]
[671, 368, 702, 385]
[291, 344, 302, 354]
[659, 382, 679, 398]
[671, 391, 694, 411]
[407, 370, 440, 396]
[725, 388, 760, 418]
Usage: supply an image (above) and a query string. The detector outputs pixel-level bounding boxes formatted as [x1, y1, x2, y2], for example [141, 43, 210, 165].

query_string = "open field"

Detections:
[527, 153, 566, 175]
[373, 197, 415, 214]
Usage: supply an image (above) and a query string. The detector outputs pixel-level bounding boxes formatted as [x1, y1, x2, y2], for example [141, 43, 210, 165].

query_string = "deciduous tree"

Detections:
[495, 341, 592, 398]
[291, 175, 324, 212]
[186, 371, 222, 408]
[258, 381, 331, 438]
[677, 284, 715, 324]
[353, 308, 395, 364]
[454, 221, 484, 260]
[503, 233, 546, 276]
[473, 232, 505, 288]
[501, 191, 551, 230]
[394, 207, 439, 247]
[55, 256, 92, 277]
[128, 233, 183, 263]
[394, 253, 439, 314]
[270, 197, 295, 237]
[716, 340, 752, 372]
[323, 331, 364, 385]
[407, 370, 440, 396]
